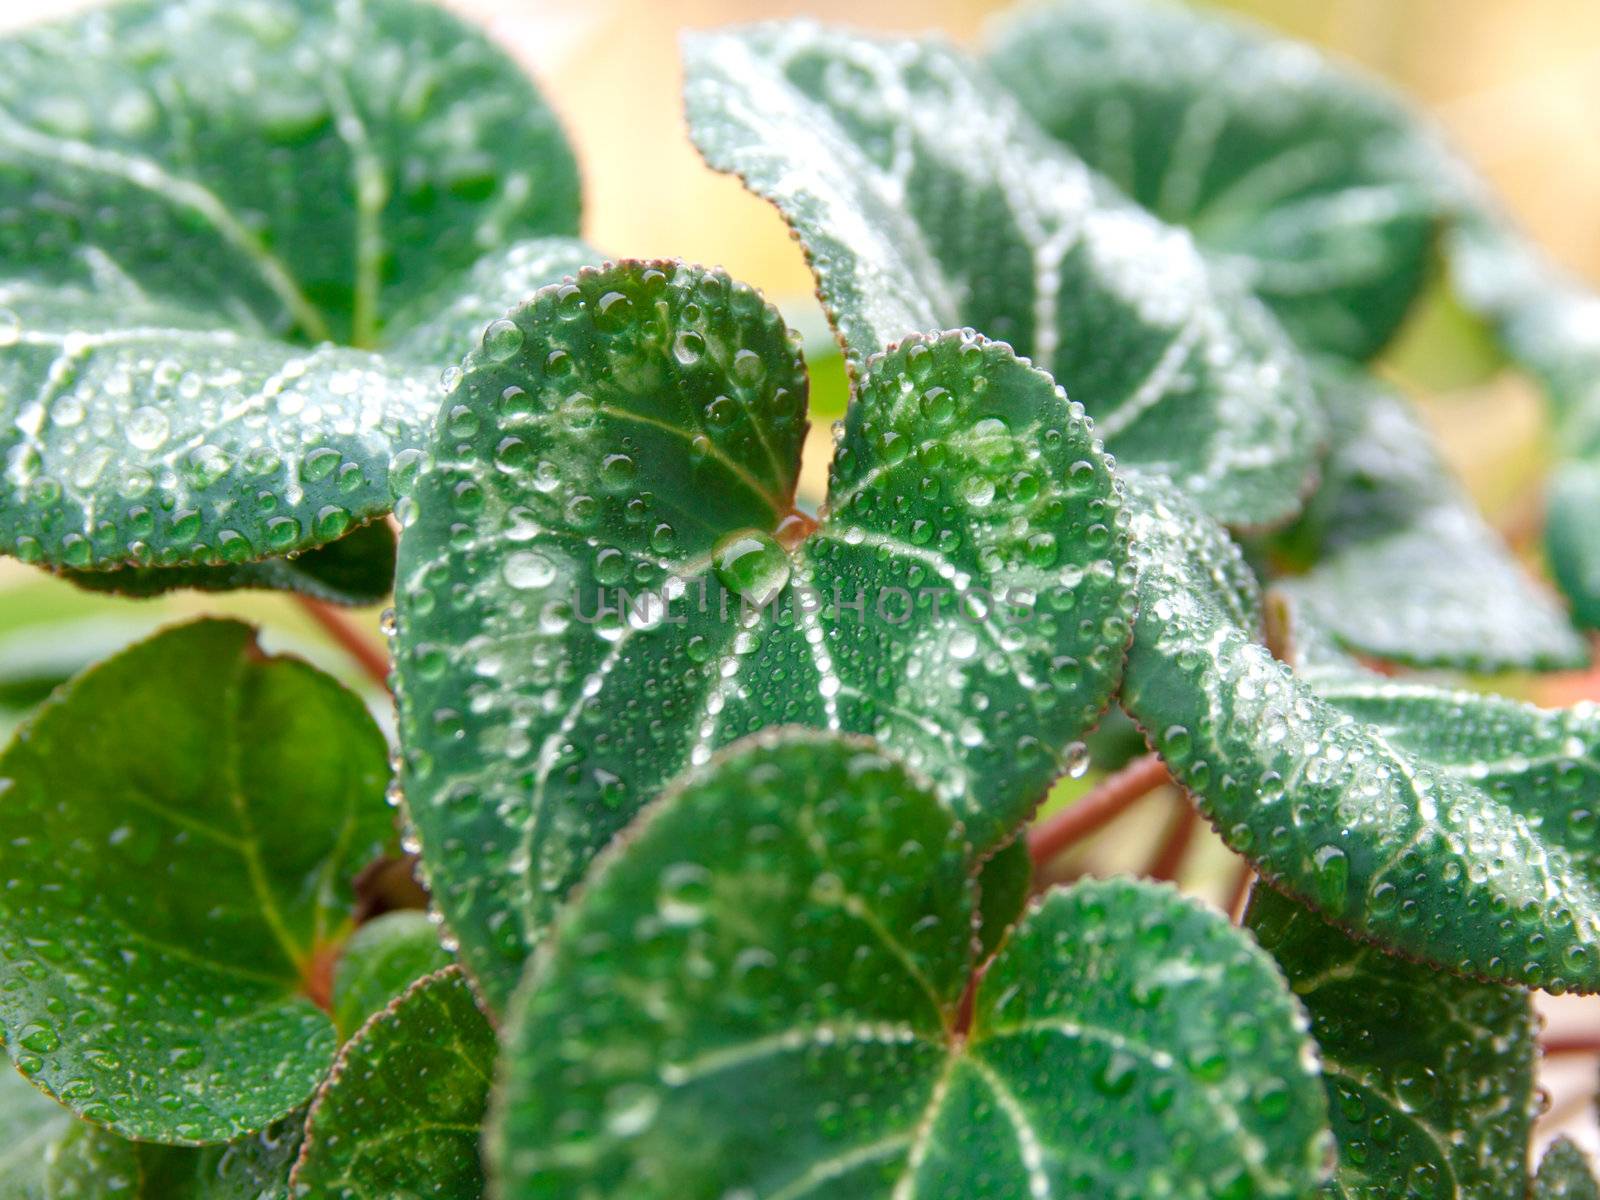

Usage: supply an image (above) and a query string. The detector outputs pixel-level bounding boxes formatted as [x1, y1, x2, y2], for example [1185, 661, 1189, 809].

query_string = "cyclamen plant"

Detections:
[3, 0, 1600, 1196]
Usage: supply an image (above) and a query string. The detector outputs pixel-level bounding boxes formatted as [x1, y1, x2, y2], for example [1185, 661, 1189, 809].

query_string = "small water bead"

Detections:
[731, 348, 766, 386]
[125, 405, 170, 451]
[713, 528, 791, 608]
[596, 290, 633, 328]
[504, 550, 557, 590]
[482, 318, 524, 362]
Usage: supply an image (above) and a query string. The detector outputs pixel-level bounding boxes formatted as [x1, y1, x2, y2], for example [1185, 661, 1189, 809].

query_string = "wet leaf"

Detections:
[1122, 476, 1600, 991]
[62, 520, 397, 606]
[1246, 886, 1537, 1198]
[44, 1110, 304, 1199]
[1269, 361, 1584, 671]
[490, 730, 1330, 1199]
[684, 21, 1320, 528]
[1535, 1139, 1600, 1199]
[985, 0, 1438, 362]
[0, 619, 391, 1142]
[392, 260, 1132, 1011]
[330, 910, 452, 1040]
[0, 0, 589, 575]
[0, 1065, 66, 1199]
[293, 967, 494, 1200]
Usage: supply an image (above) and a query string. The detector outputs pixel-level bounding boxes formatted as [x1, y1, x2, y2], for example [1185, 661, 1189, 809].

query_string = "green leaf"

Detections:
[490, 729, 1331, 1198]
[61, 520, 397, 606]
[0, 1065, 67, 1199]
[984, 0, 1439, 362]
[1535, 1139, 1600, 1199]
[1121, 475, 1600, 991]
[44, 1111, 304, 1199]
[975, 834, 1032, 961]
[292, 967, 494, 1200]
[0, 0, 589, 575]
[392, 260, 1131, 1011]
[330, 910, 452, 1040]
[0, 619, 392, 1142]
[683, 21, 1321, 528]
[1245, 885, 1537, 1198]
[1269, 361, 1585, 671]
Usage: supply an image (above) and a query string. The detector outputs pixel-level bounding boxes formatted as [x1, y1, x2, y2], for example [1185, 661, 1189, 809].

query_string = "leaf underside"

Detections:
[1122, 476, 1600, 992]
[0, 619, 392, 1142]
[0, 0, 588, 576]
[393, 259, 1132, 1011]
[683, 20, 1321, 528]
[1246, 885, 1537, 1199]
[492, 730, 1330, 1200]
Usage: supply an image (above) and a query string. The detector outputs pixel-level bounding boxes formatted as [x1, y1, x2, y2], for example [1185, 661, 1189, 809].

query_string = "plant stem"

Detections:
[1226, 860, 1255, 923]
[1028, 754, 1170, 867]
[1542, 1034, 1600, 1056]
[293, 595, 390, 690]
[1145, 799, 1199, 883]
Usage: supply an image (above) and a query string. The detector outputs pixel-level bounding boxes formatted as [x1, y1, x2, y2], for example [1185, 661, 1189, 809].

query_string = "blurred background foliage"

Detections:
[3, 0, 1599, 1158]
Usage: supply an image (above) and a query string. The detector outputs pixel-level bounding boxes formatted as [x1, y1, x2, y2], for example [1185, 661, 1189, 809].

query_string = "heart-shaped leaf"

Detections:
[0, 619, 392, 1142]
[1536, 1140, 1600, 1199]
[292, 967, 494, 1200]
[0, 1066, 65, 1199]
[1246, 886, 1537, 1198]
[683, 21, 1320, 528]
[490, 730, 1331, 1199]
[1122, 475, 1600, 991]
[0, 0, 589, 576]
[43, 1110, 304, 1199]
[63, 520, 397, 606]
[1269, 361, 1585, 670]
[392, 259, 1132, 1010]
[330, 910, 452, 1040]
[984, 0, 1439, 362]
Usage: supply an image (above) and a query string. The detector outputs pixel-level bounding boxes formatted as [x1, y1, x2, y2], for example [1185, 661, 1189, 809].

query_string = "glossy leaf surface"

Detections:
[1246, 886, 1536, 1198]
[985, 0, 1438, 361]
[1271, 362, 1584, 670]
[293, 967, 493, 1200]
[330, 910, 453, 1040]
[1122, 476, 1600, 991]
[684, 21, 1319, 528]
[0, 619, 392, 1142]
[0, 0, 588, 574]
[393, 260, 1131, 1010]
[492, 730, 1330, 1199]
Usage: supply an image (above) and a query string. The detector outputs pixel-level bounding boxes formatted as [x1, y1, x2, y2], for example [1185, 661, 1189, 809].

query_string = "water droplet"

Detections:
[713, 529, 790, 608]
[482, 318, 524, 362]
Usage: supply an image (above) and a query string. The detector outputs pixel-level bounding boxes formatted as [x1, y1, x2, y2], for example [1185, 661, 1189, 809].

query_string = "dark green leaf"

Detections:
[392, 260, 1131, 1010]
[61, 520, 397, 606]
[1246, 885, 1537, 1198]
[0, 619, 392, 1142]
[1269, 361, 1584, 670]
[44, 1110, 304, 1199]
[0, 0, 589, 574]
[292, 967, 494, 1200]
[0, 1065, 66, 1199]
[1535, 1139, 1600, 1199]
[975, 834, 1032, 961]
[683, 22, 1320, 528]
[985, 0, 1438, 361]
[491, 730, 1331, 1198]
[330, 910, 452, 1040]
[1122, 475, 1600, 991]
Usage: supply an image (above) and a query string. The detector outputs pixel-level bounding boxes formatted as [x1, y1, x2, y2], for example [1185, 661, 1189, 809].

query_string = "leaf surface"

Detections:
[392, 260, 1131, 1010]
[0, 1065, 65, 1200]
[1535, 1140, 1600, 1199]
[984, 0, 1438, 361]
[683, 21, 1319, 527]
[292, 967, 494, 1200]
[44, 1111, 304, 1199]
[1270, 362, 1584, 670]
[1122, 476, 1600, 991]
[1246, 886, 1536, 1198]
[0, 0, 588, 574]
[490, 730, 1330, 1199]
[0, 619, 392, 1142]
[330, 910, 452, 1040]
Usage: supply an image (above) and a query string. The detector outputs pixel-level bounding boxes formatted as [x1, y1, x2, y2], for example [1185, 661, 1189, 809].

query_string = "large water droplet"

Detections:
[713, 529, 790, 608]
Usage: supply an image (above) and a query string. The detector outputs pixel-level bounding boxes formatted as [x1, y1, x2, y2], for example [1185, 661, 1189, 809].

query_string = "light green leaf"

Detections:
[0, 0, 589, 575]
[1535, 1139, 1600, 1199]
[490, 730, 1331, 1199]
[0, 1065, 67, 1199]
[0, 619, 392, 1142]
[292, 967, 494, 1200]
[62, 520, 397, 606]
[683, 21, 1320, 528]
[984, 0, 1438, 362]
[1245, 886, 1537, 1198]
[1121, 475, 1600, 991]
[44, 1111, 304, 1199]
[1269, 361, 1585, 671]
[330, 910, 452, 1040]
[392, 260, 1131, 1010]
